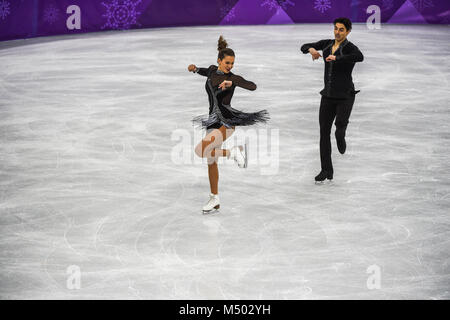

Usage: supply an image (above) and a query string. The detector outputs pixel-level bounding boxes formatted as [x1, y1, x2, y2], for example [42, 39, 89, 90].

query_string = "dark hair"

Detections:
[217, 35, 235, 60]
[333, 17, 352, 31]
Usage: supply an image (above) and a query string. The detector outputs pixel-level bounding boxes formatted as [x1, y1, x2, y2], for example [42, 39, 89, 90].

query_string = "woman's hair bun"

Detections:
[218, 35, 228, 51]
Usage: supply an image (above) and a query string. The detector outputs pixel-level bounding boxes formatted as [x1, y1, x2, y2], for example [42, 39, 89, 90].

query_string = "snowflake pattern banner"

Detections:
[0, 0, 448, 41]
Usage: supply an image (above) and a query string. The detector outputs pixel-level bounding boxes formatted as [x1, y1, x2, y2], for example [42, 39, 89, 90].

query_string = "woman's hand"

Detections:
[219, 80, 233, 90]
[188, 64, 197, 72]
[325, 55, 336, 62]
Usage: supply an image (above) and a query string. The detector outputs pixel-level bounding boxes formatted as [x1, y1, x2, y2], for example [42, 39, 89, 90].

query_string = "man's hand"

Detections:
[188, 64, 197, 72]
[309, 48, 322, 61]
[325, 55, 336, 62]
[218, 80, 233, 90]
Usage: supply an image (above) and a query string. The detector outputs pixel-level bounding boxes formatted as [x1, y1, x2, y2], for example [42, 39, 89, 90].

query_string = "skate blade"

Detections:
[202, 208, 220, 215]
[243, 140, 248, 168]
[202, 205, 220, 215]
[315, 179, 333, 185]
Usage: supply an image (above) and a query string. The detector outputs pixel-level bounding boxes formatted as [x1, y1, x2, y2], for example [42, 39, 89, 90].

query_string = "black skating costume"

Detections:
[300, 39, 364, 176]
[192, 65, 269, 130]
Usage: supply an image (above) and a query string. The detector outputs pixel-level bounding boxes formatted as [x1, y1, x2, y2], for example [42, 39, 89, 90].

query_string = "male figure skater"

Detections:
[301, 17, 364, 183]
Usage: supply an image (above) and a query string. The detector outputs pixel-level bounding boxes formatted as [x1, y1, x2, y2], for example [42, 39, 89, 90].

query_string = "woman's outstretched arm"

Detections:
[188, 64, 213, 77]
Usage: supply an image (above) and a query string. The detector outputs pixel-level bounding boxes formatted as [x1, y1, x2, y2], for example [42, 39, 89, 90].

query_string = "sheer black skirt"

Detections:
[192, 103, 270, 129]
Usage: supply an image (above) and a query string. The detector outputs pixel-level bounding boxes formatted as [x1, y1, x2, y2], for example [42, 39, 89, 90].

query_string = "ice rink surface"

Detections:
[0, 24, 449, 299]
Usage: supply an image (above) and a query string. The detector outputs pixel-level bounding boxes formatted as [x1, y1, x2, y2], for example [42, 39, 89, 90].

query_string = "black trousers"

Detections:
[319, 95, 355, 173]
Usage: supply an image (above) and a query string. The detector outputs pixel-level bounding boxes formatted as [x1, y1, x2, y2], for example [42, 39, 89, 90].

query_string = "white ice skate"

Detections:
[202, 193, 220, 214]
[228, 143, 248, 168]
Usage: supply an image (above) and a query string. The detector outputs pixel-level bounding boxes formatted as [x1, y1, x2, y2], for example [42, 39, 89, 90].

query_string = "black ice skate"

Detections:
[335, 132, 346, 154]
[315, 170, 333, 184]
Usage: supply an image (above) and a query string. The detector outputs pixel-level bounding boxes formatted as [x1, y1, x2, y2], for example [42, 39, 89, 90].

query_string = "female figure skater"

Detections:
[187, 36, 269, 214]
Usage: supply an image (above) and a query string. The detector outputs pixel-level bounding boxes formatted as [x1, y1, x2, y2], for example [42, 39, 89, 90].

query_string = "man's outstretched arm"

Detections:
[300, 39, 330, 54]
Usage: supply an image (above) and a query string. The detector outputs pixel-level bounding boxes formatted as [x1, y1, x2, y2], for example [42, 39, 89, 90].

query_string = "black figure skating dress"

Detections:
[192, 65, 270, 130]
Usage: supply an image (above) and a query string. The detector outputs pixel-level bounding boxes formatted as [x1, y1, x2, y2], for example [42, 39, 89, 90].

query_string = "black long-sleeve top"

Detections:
[195, 65, 256, 115]
[301, 39, 363, 99]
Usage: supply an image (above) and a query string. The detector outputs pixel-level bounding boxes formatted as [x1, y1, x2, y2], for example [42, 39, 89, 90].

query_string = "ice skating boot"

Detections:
[335, 131, 347, 154]
[202, 193, 220, 214]
[315, 170, 333, 184]
[228, 144, 248, 168]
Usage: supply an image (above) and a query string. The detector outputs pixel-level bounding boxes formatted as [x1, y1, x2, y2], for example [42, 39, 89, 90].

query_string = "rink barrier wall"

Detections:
[0, 0, 449, 41]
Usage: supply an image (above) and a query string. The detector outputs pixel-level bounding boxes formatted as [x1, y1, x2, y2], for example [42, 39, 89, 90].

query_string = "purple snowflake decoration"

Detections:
[382, 0, 394, 10]
[261, 0, 295, 12]
[261, 0, 279, 11]
[314, 0, 332, 14]
[43, 5, 60, 25]
[0, 0, 10, 20]
[278, 0, 295, 11]
[220, 1, 236, 22]
[102, 0, 142, 30]
[410, 0, 434, 12]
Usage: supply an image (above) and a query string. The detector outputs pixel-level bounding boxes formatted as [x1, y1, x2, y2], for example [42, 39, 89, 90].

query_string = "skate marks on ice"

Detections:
[133, 200, 323, 299]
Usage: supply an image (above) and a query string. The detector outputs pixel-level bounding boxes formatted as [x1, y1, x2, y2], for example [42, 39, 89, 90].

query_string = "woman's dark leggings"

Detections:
[319, 95, 355, 173]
